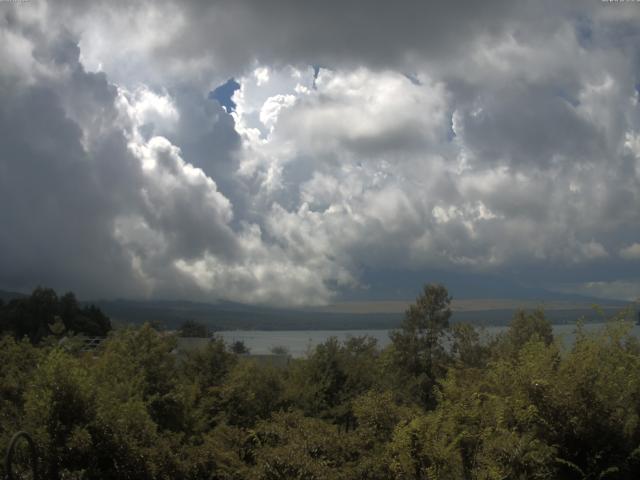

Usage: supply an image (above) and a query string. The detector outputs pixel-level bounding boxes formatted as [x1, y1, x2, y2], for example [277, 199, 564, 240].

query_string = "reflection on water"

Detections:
[218, 323, 640, 358]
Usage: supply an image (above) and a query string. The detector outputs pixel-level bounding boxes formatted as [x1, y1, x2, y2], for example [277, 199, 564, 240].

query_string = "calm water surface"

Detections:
[219, 323, 640, 358]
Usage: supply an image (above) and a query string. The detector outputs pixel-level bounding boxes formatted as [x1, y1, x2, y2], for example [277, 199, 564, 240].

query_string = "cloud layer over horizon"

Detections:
[1, 0, 640, 304]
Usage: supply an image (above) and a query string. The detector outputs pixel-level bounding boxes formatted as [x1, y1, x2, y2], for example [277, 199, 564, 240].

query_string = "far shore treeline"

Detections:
[1, 284, 640, 479]
[0, 287, 111, 342]
[18, 292, 630, 333]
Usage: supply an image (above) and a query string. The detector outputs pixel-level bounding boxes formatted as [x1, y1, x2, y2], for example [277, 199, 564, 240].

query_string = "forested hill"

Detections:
[94, 299, 403, 330]
[0, 287, 111, 342]
[0, 287, 632, 333]
[0, 289, 26, 302]
[92, 297, 632, 331]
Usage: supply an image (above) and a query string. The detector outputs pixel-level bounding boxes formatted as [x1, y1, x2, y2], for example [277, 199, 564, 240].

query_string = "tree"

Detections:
[59, 292, 80, 326]
[182, 336, 236, 390]
[250, 410, 354, 479]
[178, 320, 210, 338]
[270, 345, 290, 355]
[94, 324, 183, 432]
[491, 308, 553, 359]
[0, 336, 43, 457]
[288, 337, 346, 418]
[389, 283, 452, 407]
[20, 287, 58, 342]
[23, 349, 95, 478]
[220, 361, 285, 427]
[0, 288, 111, 341]
[75, 304, 111, 336]
[230, 340, 250, 355]
[287, 336, 380, 429]
[451, 322, 488, 369]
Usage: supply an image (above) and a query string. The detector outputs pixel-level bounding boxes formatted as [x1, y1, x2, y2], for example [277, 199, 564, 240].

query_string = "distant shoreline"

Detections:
[106, 304, 635, 332]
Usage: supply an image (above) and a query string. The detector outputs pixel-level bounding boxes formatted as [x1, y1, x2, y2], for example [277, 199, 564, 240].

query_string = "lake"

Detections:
[218, 322, 640, 358]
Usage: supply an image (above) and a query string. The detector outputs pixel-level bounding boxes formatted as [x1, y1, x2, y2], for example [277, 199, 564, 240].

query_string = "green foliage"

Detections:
[2, 287, 640, 479]
[183, 336, 237, 390]
[450, 322, 489, 369]
[389, 283, 452, 407]
[230, 340, 250, 354]
[0, 287, 111, 342]
[0, 336, 44, 452]
[251, 410, 349, 479]
[269, 345, 289, 355]
[178, 320, 210, 338]
[23, 349, 96, 478]
[550, 321, 640, 478]
[220, 361, 285, 427]
[389, 412, 467, 480]
[353, 390, 415, 448]
[491, 308, 553, 359]
[287, 335, 380, 427]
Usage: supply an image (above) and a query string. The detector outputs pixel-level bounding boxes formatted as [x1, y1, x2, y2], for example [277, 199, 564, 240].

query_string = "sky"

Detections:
[1, 0, 640, 305]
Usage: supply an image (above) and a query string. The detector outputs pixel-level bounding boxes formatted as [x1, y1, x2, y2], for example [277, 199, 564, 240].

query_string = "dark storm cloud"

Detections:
[162, 0, 519, 68]
[1, 0, 639, 303]
[457, 84, 607, 168]
[0, 41, 143, 297]
[0, 24, 245, 299]
[43, 0, 584, 86]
